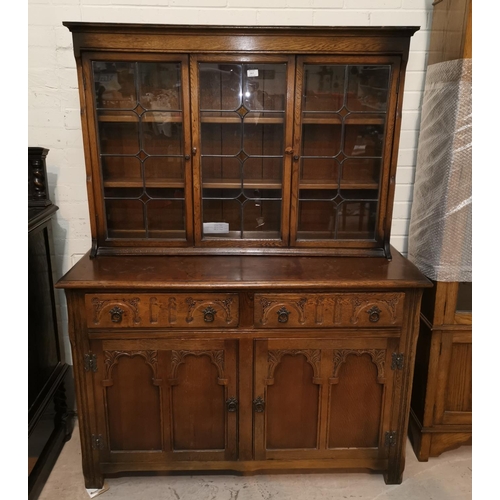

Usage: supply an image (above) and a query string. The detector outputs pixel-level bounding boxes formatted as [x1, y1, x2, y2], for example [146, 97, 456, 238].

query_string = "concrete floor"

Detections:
[39, 422, 472, 500]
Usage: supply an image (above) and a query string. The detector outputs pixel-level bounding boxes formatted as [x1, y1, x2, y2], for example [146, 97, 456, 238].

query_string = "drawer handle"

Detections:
[109, 306, 124, 323]
[277, 306, 290, 323]
[203, 306, 217, 323]
[367, 306, 381, 323]
[226, 397, 238, 413]
[253, 396, 265, 413]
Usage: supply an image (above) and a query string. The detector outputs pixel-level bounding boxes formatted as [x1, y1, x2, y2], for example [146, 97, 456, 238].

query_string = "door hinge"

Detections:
[226, 397, 238, 413]
[84, 353, 98, 372]
[91, 434, 104, 450]
[385, 431, 397, 447]
[391, 353, 404, 370]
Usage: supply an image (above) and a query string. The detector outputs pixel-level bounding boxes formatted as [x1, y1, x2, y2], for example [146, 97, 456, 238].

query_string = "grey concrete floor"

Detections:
[39, 422, 472, 500]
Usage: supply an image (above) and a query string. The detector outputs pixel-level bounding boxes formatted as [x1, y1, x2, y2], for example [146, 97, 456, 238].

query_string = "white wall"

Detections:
[28, 0, 434, 363]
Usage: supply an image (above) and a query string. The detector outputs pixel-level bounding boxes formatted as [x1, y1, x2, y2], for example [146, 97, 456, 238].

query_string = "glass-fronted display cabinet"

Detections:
[78, 26, 409, 258]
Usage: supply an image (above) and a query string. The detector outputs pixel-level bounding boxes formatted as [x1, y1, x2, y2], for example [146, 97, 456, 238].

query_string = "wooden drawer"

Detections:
[85, 293, 239, 329]
[254, 293, 405, 328]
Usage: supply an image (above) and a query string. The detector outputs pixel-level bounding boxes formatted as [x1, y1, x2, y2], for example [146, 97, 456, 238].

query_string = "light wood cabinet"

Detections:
[57, 23, 430, 489]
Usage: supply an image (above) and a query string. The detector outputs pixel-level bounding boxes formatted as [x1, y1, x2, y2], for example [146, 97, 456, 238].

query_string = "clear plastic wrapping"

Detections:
[408, 58, 472, 282]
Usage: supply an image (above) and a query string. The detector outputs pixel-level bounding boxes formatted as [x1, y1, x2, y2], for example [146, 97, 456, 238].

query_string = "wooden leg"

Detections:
[384, 463, 404, 485]
[83, 471, 105, 490]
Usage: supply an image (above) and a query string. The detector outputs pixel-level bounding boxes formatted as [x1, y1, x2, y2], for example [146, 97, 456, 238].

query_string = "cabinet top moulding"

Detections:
[63, 23, 419, 58]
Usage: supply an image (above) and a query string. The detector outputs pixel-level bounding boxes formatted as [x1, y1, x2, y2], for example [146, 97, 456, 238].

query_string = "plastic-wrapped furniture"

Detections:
[407, 0, 472, 461]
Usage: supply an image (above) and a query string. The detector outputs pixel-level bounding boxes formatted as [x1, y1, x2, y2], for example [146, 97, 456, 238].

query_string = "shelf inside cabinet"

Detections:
[297, 230, 374, 240]
[108, 229, 187, 239]
[103, 178, 185, 188]
[200, 116, 284, 125]
[97, 113, 183, 123]
[299, 180, 379, 190]
[204, 230, 281, 240]
[302, 116, 385, 125]
[203, 178, 282, 189]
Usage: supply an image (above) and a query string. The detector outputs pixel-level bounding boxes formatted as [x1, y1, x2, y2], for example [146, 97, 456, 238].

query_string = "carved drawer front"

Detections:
[85, 293, 239, 329]
[254, 293, 405, 328]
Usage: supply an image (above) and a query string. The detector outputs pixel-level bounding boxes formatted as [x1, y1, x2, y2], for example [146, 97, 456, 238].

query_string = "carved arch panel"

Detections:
[102, 350, 162, 452]
[168, 349, 230, 453]
[328, 349, 387, 449]
[264, 349, 322, 450]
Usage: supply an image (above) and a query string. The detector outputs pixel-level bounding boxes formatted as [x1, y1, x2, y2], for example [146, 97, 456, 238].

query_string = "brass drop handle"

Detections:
[202, 306, 216, 323]
[277, 306, 290, 324]
[367, 306, 381, 323]
[185, 154, 190, 160]
[192, 147, 197, 155]
[253, 396, 265, 413]
[293, 155, 300, 161]
[109, 306, 124, 323]
[226, 397, 238, 412]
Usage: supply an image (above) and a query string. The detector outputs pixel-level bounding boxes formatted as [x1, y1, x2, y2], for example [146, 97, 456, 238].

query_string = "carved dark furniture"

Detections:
[57, 24, 431, 488]
[28, 147, 74, 499]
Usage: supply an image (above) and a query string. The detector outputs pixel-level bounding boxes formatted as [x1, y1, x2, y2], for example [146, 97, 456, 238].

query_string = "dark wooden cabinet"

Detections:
[28, 148, 74, 500]
[58, 253, 430, 487]
[57, 24, 431, 489]
[409, 281, 472, 460]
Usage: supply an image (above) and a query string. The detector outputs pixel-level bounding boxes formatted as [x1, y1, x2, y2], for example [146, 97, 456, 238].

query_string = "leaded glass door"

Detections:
[85, 54, 193, 249]
[290, 56, 401, 250]
[191, 56, 294, 247]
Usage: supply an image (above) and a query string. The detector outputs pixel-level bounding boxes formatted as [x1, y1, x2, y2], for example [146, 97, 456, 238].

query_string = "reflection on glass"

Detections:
[92, 61, 186, 240]
[199, 62, 286, 240]
[297, 63, 390, 241]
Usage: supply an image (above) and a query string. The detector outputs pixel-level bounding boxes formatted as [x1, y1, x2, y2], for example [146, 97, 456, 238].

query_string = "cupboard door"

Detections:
[254, 338, 396, 461]
[83, 53, 193, 247]
[290, 56, 401, 249]
[191, 55, 295, 247]
[91, 338, 238, 463]
[433, 331, 472, 426]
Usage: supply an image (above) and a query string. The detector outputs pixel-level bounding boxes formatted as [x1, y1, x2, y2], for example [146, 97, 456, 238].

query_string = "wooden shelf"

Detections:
[203, 230, 281, 239]
[302, 116, 385, 125]
[108, 229, 186, 239]
[299, 180, 379, 190]
[200, 116, 284, 125]
[97, 114, 382, 126]
[98, 113, 183, 123]
[203, 178, 282, 189]
[297, 230, 374, 240]
[103, 178, 184, 188]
